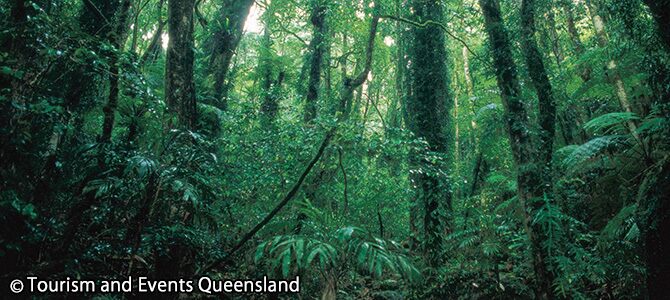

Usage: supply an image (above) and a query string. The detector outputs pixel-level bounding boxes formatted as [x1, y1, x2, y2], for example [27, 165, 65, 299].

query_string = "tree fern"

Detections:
[584, 112, 640, 134]
[562, 135, 629, 170]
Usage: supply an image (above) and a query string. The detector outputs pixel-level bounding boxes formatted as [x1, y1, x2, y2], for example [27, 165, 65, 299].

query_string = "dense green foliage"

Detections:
[1, 0, 669, 298]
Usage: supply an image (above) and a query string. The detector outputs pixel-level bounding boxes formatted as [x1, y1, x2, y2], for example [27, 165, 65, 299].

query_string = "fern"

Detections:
[255, 227, 420, 281]
[636, 116, 668, 137]
[562, 135, 628, 169]
[601, 204, 638, 242]
[584, 112, 639, 134]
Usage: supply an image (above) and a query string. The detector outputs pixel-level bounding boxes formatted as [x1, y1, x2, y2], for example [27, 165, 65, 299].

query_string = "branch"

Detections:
[200, 128, 336, 274]
[276, 20, 308, 46]
[337, 148, 349, 213]
[83, 0, 110, 25]
[349, 16, 380, 87]
[377, 14, 492, 69]
[370, 91, 387, 130]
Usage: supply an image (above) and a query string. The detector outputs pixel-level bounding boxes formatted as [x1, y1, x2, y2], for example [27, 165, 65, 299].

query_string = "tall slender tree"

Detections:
[520, 0, 557, 197]
[586, 0, 640, 141]
[101, 0, 133, 143]
[304, 0, 328, 122]
[259, 2, 284, 124]
[479, 0, 554, 298]
[210, 0, 255, 110]
[165, 0, 197, 129]
[405, 0, 453, 266]
[140, 0, 166, 66]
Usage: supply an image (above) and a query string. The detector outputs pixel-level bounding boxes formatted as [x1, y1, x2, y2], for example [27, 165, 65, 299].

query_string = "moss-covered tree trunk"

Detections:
[561, 0, 591, 81]
[165, 0, 196, 129]
[521, 0, 556, 198]
[52, 0, 133, 251]
[62, 0, 125, 124]
[295, 0, 329, 234]
[210, 0, 255, 110]
[406, 0, 452, 267]
[304, 0, 327, 122]
[259, 3, 283, 124]
[520, 0, 557, 298]
[479, 0, 554, 298]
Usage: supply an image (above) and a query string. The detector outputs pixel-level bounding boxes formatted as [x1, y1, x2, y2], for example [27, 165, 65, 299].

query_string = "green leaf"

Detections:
[584, 112, 639, 134]
[281, 249, 291, 278]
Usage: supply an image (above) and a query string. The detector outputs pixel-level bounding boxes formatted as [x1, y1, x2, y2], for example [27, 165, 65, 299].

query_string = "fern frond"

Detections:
[584, 112, 639, 134]
[563, 135, 628, 169]
[601, 204, 638, 241]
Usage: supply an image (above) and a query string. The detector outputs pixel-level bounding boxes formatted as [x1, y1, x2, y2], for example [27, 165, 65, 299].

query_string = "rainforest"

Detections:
[1, 0, 669, 299]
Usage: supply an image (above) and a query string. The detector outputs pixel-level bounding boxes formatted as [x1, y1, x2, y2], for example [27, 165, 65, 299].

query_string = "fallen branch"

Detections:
[201, 14, 381, 274]
[200, 128, 335, 274]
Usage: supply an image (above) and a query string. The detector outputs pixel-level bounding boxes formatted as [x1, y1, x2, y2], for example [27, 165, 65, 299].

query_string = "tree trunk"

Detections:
[101, 0, 133, 143]
[479, 0, 554, 298]
[561, 0, 591, 81]
[210, 0, 255, 110]
[637, 160, 670, 299]
[260, 4, 283, 124]
[520, 0, 558, 298]
[639, 3, 670, 298]
[545, 7, 564, 66]
[304, 0, 328, 123]
[643, 0, 670, 50]
[294, 0, 331, 233]
[165, 0, 197, 129]
[64, 0, 124, 114]
[562, 1, 584, 54]
[406, 0, 452, 267]
[521, 0, 557, 193]
[296, 15, 379, 234]
[140, 0, 166, 66]
[389, 4, 406, 130]
[586, 0, 640, 139]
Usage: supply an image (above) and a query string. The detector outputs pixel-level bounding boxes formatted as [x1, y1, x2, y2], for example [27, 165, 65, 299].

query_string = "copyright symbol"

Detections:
[10, 279, 23, 293]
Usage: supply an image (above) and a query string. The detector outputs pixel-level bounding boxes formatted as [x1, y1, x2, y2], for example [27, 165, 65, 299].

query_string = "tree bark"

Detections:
[165, 0, 197, 129]
[586, 0, 640, 140]
[639, 2, 670, 298]
[101, 0, 133, 143]
[479, 0, 554, 298]
[520, 0, 558, 298]
[304, 0, 328, 123]
[296, 15, 379, 234]
[389, 3, 406, 130]
[64, 0, 124, 113]
[260, 5, 283, 124]
[637, 159, 670, 299]
[521, 0, 557, 193]
[544, 7, 564, 66]
[406, 0, 452, 267]
[210, 0, 255, 110]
